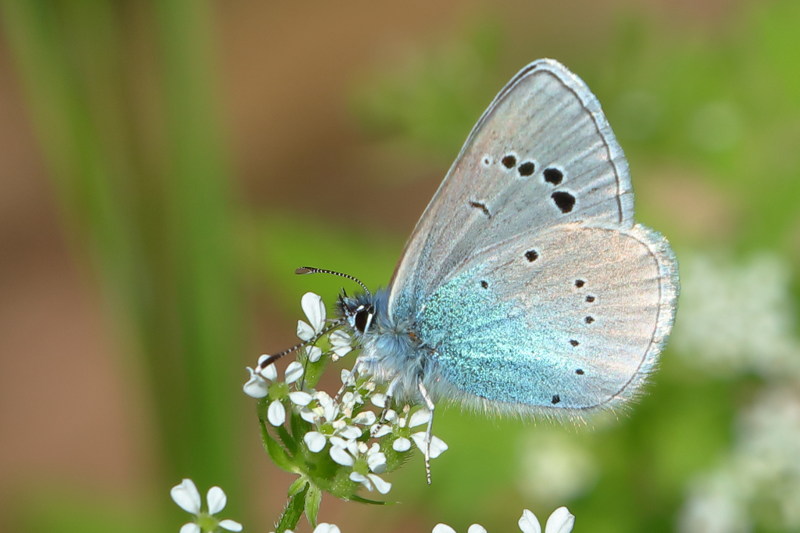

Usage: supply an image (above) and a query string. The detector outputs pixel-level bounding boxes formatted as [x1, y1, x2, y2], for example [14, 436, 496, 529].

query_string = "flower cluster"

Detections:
[243, 293, 448, 530]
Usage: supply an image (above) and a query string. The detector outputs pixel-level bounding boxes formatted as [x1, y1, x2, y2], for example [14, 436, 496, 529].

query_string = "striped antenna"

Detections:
[296, 266, 371, 295]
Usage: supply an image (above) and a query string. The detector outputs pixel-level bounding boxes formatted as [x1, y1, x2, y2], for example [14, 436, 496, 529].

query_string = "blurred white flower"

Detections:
[679, 384, 800, 532]
[517, 430, 596, 505]
[170, 479, 242, 533]
[672, 252, 800, 378]
[433, 507, 574, 533]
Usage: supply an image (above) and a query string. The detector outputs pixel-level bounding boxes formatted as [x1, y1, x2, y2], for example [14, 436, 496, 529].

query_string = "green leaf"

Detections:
[260, 420, 295, 473]
[274, 484, 308, 533]
[305, 484, 323, 527]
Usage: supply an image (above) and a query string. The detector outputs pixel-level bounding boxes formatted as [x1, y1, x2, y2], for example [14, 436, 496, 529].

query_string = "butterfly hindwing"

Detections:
[415, 223, 678, 414]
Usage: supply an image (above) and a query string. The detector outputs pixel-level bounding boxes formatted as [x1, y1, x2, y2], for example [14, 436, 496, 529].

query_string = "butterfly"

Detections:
[262, 58, 679, 478]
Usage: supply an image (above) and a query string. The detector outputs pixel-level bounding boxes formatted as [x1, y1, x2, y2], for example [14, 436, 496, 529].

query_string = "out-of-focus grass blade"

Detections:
[2, 0, 243, 518]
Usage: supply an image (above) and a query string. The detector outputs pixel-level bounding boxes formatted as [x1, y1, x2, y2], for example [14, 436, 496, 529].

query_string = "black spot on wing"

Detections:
[551, 191, 576, 213]
[468, 200, 492, 218]
[517, 161, 535, 176]
[543, 167, 563, 185]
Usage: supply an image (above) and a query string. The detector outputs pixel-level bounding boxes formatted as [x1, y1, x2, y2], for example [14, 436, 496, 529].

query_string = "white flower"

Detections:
[305, 345, 323, 363]
[410, 430, 448, 459]
[243, 359, 306, 424]
[330, 439, 392, 494]
[300, 391, 363, 453]
[297, 292, 326, 341]
[170, 479, 243, 533]
[371, 408, 447, 457]
[243, 365, 269, 399]
[329, 329, 353, 360]
[349, 470, 392, 494]
[312, 524, 341, 533]
[432, 507, 574, 533]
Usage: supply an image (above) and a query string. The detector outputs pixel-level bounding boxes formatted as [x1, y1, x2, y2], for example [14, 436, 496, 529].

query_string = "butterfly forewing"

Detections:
[390, 59, 635, 318]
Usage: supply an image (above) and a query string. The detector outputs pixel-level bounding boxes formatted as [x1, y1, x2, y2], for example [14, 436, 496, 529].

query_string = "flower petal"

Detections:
[340, 425, 363, 440]
[206, 486, 227, 514]
[370, 393, 387, 408]
[313, 523, 341, 533]
[306, 346, 323, 363]
[468, 525, 488, 533]
[392, 437, 411, 452]
[219, 519, 243, 532]
[304, 431, 327, 453]
[297, 320, 315, 341]
[518, 509, 542, 533]
[256, 359, 278, 381]
[368, 473, 392, 494]
[171, 479, 202, 514]
[285, 361, 304, 384]
[180, 523, 201, 533]
[367, 450, 387, 473]
[301, 292, 326, 332]
[289, 391, 312, 406]
[544, 507, 575, 533]
[429, 435, 449, 459]
[242, 368, 269, 399]
[371, 424, 392, 438]
[409, 408, 432, 428]
[349, 471, 372, 491]
[300, 408, 319, 423]
[411, 432, 448, 459]
[432, 525, 457, 533]
[330, 445, 354, 466]
[267, 400, 286, 426]
[353, 411, 376, 426]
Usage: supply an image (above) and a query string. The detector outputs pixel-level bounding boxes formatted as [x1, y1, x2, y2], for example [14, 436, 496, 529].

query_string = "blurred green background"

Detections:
[1, 1, 799, 532]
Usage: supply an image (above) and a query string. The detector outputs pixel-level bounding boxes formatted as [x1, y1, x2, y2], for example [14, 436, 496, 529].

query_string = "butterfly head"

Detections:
[337, 291, 377, 336]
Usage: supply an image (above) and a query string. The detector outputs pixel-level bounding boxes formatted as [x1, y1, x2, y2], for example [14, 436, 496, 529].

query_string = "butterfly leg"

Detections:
[378, 377, 400, 423]
[334, 356, 364, 402]
[417, 377, 435, 485]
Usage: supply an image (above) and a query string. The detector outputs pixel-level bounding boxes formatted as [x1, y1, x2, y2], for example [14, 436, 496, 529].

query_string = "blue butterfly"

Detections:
[264, 59, 679, 477]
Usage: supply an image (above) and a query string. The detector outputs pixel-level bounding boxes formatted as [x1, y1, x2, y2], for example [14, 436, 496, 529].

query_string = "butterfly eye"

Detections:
[354, 305, 375, 333]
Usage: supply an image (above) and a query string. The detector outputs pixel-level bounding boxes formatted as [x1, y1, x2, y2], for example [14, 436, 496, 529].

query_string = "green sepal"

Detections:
[277, 422, 299, 455]
[274, 484, 308, 533]
[287, 477, 308, 498]
[289, 409, 311, 442]
[260, 419, 295, 473]
[305, 484, 323, 527]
